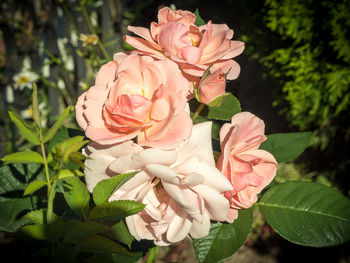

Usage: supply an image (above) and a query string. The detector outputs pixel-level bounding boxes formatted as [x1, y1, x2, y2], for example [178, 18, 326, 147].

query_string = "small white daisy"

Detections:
[79, 33, 98, 47]
[13, 71, 39, 91]
[13, 56, 39, 91]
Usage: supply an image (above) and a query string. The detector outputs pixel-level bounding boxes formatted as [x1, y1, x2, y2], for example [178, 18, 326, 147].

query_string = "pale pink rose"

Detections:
[124, 7, 244, 80]
[84, 122, 232, 245]
[75, 52, 192, 150]
[198, 69, 226, 104]
[217, 112, 277, 223]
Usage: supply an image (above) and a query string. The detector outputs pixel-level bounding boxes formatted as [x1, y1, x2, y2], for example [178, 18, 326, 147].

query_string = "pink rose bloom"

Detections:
[124, 7, 244, 80]
[198, 68, 226, 104]
[217, 112, 277, 223]
[76, 52, 192, 150]
[84, 122, 232, 245]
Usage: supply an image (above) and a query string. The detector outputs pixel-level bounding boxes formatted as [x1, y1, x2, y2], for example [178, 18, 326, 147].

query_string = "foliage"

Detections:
[240, 0, 350, 199]
[260, 0, 350, 131]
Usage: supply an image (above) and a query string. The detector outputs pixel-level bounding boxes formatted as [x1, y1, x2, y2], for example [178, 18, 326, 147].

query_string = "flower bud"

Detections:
[198, 69, 226, 104]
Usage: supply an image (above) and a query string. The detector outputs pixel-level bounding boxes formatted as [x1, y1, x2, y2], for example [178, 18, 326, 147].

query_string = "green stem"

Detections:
[41, 143, 51, 190]
[80, 1, 110, 59]
[62, 0, 79, 33]
[47, 175, 58, 223]
[146, 246, 159, 263]
[38, 126, 54, 224]
[192, 103, 205, 121]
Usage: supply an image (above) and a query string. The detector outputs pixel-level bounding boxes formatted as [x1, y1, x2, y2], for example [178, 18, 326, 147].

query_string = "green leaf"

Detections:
[0, 164, 42, 232]
[64, 222, 109, 242]
[260, 132, 312, 162]
[206, 93, 241, 120]
[48, 126, 69, 152]
[51, 136, 88, 164]
[89, 200, 145, 222]
[0, 163, 45, 195]
[62, 176, 90, 219]
[259, 181, 350, 247]
[53, 135, 84, 154]
[18, 224, 47, 240]
[69, 152, 86, 168]
[43, 106, 73, 143]
[207, 93, 230, 108]
[32, 83, 40, 127]
[1, 151, 44, 164]
[194, 9, 206, 26]
[93, 172, 139, 206]
[63, 140, 89, 163]
[8, 111, 40, 145]
[0, 196, 37, 232]
[23, 180, 47, 195]
[24, 210, 46, 224]
[193, 208, 253, 263]
[24, 209, 61, 224]
[57, 169, 83, 180]
[110, 221, 134, 249]
[76, 235, 132, 256]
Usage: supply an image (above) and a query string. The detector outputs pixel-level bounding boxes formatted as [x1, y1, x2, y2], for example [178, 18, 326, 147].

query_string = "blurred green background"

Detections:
[0, 0, 349, 262]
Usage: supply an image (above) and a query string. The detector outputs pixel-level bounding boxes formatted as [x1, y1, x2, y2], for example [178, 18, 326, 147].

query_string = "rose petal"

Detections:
[151, 98, 170, 121]
[139, 111, 192, 150]
[176, 122, 215, 166]
[123, 35, 164, 57]
[191, 184, 230, 221]
[145, 164, 181, 185]
[166, 208, 192, 243]
[189, 213, 210, 239]
[226, 208, 238, 223]
[157, 22, 190, 55]
[162, 182, 202, 222]
[179, 46, 202, 64]
[95, 61, 118, 86]
[75, 93, 88, 130]
[175, 157, 232, 193]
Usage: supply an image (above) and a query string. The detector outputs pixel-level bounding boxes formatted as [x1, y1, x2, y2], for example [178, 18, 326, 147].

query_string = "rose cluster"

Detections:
[76, 7, 277, 246]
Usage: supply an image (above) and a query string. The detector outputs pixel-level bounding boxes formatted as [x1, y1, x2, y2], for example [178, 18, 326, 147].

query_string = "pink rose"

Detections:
[198, 69, 226, 104]
[124, 7, 244, 80]
[217, 112, 277, 223]
[84, 122, 232, 245]
[76, 52, 192, 150]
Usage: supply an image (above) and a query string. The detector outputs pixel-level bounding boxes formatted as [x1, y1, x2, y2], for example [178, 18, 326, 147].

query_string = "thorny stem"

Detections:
[80, 1, 110, 60]
[192, 103, 205, 122]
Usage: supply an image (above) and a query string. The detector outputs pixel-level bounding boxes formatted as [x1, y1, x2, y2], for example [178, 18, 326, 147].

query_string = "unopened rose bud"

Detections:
[198, 69, 226, 104]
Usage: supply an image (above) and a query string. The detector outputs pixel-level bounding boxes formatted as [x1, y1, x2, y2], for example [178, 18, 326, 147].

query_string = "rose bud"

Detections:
[198, 69, 227, 105]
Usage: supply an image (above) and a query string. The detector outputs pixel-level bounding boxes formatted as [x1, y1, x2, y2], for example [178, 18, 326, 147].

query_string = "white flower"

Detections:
[13, 71, 39, 91]
[57, 38, 74, 71]
[84, 122, 233, 245]
[13, 56, 39, 91]
[5, 85, 14, 103]
[79, 34, 98, 47]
